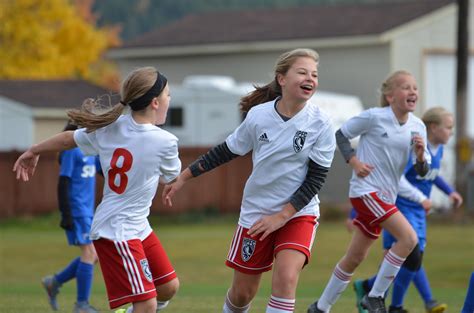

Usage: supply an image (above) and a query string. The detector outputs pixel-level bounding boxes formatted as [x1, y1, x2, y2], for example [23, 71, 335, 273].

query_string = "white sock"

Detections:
[156, 300, 169, 312]
[126, 306, 133, 313]
[266, 295, 295, 312]
[318, 264, 353, 311]
[223, 290, 251, 313]
[369, 249, 405, 297]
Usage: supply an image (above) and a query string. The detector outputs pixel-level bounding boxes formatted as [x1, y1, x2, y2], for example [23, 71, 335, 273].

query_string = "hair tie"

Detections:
[128, 72, 168, 111]
[120, 100, 127, 106]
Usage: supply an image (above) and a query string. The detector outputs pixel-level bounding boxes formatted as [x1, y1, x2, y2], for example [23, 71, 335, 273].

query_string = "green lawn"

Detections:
[0, 214, 472, 312]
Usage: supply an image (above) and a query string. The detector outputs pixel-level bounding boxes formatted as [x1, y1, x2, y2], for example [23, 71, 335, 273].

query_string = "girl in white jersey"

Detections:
[14, 67, 182, 313]
[307, 70, 431, 313]
[163, 48, 336, 313]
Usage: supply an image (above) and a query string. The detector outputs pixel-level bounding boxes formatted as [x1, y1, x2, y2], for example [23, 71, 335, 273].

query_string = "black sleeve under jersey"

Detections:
[414, 159, 429, 177]
[289, 159, 330, 211]
[189, 142, 239, 177]
[57, 176, 72, 216]
[336, 129, 355, 162]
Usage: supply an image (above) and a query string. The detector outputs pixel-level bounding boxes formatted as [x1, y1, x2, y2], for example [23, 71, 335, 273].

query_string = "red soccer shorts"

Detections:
[225, 215, 318, 274]
[351, 191, 399, 239]
[93, 232, 176, 309]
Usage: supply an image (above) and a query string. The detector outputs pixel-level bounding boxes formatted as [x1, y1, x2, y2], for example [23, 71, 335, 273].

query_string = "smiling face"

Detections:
[386, 73, 419, 114]
[277, 56, 318, 103]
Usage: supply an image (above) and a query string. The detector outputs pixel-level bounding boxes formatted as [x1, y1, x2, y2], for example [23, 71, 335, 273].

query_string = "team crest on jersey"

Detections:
[241, 238, 256, 262]
[410, 131, 420, 146]
[293, 131, 307, 153]
[376, 191, 391, 204]
[140, 259, 153, 282]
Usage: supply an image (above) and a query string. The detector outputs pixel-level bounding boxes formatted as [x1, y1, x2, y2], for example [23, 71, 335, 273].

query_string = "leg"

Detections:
[131, 298, 157, 313]
[312, 227, 375, 312]
[367, 212, 417, 298]
[75, 243, 97, 305]
[43, 257, 81, 310]
[390, 244, 422, 310]
[267, 249, 306, 312]
[155, 278, 179, 311]
[224, 270, 262, 312]
[461, 272, 474, 313]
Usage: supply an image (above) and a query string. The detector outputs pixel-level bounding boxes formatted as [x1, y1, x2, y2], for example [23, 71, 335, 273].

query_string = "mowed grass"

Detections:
[0, 214, 472, 313]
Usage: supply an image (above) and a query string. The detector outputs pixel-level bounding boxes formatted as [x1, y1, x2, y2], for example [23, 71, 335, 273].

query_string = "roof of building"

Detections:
[0, 80, 118, 109]
[123, 0, 454, 49]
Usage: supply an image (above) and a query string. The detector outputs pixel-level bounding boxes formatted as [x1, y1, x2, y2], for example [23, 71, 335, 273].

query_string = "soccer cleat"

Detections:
[307, 300, 325, 313]
[388, 306, 409, 313]
[73, 301, 99, 313]
[354, 279, 369, 313]
[41, 275, 60, 311]
[425, 300, 447, 313]
[360, 295, 387, 313]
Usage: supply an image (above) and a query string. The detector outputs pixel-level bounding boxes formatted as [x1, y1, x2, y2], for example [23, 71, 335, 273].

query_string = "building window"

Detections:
[164, 107, 183, 127]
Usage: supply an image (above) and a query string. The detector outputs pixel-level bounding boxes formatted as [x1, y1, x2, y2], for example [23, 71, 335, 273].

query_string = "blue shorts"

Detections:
[65, 216, 93, 246]
[382, 207, 427, 251]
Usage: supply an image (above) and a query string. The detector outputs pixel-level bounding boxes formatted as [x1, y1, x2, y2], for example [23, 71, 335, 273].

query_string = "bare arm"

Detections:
[13, 131, 76, 181]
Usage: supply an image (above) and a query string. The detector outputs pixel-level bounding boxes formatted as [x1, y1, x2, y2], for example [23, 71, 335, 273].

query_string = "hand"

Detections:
[421, 199, 432, 214]
[60, 214, 74, 230]
[13, 149, 40, 181]
[162, 178, 185, 207]
[248, 204, 295, 241]
[449, 191, 463, 209]
[412, 135, 425, 162]
[349, 157, 374, 178]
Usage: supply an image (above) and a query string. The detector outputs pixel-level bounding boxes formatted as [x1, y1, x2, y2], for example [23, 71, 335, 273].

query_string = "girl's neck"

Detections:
[131, 110, 154, 124]
[277, 96, 306, 118]
[390, 105, 409, 124]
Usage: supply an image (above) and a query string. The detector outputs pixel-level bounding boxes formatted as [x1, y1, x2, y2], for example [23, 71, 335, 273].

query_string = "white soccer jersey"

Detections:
[226, 99, 336, 228]
[74, 114, 181, 241]
[341, 106, 430, 203]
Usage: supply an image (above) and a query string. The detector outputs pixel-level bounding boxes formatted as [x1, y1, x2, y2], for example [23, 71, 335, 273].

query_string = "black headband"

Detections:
[126, 72, 168, 111]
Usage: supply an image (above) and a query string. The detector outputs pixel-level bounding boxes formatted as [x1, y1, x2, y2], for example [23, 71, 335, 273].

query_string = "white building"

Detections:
[0, 96, 33, 151]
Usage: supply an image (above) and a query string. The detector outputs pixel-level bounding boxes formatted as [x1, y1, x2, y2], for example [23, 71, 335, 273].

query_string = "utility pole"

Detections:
[455, 0, 470, 216]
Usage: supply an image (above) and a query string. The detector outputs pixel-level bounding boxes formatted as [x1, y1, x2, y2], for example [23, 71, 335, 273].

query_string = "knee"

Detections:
[81, 245, 98, 264]
[230, 285, 258, 305]
[397, 228, 418, 252]
[272, 269, 299, 295]
[157, 278, 179, 301]
[402, 244, 423, 271]
[134, 298, 157, 313]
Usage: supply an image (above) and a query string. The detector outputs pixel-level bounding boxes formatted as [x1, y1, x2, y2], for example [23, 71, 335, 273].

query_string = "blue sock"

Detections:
[76, 261, 94, 303]
[55, 257, 80, 284]
[366, 275, 377, 290]
[462, 272, 474, 313]
[413, 267, 433, 303]
[391, 266, 416, 307]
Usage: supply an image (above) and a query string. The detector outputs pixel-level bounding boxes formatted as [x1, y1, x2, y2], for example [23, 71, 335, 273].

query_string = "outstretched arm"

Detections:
[162, 142, 239, 206]
[13, 131, 76, 181]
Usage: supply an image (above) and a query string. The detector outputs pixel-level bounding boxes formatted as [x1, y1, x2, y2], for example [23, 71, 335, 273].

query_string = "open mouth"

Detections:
[301, 84, 313, 91]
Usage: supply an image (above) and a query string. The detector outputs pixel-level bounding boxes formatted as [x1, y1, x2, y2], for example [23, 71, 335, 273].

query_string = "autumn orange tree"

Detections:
[0, 0, 120, 88]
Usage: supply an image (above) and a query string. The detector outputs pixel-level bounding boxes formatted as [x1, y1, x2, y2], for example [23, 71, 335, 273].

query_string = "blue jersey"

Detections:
[396, 145, 444, 212]
[59, 148, 97, 218]
[383, 145, 447, 250]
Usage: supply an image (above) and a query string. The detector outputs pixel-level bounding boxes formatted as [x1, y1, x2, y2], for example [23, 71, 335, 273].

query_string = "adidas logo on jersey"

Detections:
[258, 132, 269, 142]
[381, 132, 389, 138]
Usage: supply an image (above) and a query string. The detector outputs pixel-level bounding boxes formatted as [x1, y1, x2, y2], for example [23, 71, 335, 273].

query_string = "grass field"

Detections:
[0, 214, 472, 313]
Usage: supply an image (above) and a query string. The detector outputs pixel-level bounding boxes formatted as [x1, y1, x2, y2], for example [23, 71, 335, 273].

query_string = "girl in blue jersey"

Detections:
[41, 122, 100, 313]
[353, 107, 463, 313]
